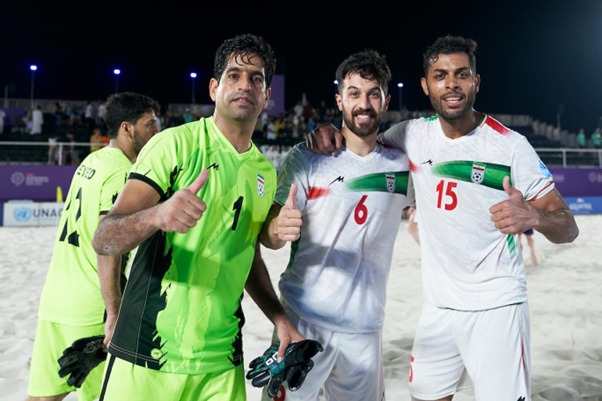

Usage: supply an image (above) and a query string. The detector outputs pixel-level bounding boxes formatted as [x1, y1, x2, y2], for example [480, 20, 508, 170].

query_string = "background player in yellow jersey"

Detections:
[26, 91, 160, 401]
[92, 33, 303, 401]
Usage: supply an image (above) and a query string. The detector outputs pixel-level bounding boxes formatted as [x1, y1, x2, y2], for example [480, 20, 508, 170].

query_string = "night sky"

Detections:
[1, 0, 601, 134]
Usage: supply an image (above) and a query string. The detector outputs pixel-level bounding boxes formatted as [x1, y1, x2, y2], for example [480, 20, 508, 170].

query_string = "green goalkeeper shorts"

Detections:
[100, 353, 246, 401]
[27, 319, 105, 401]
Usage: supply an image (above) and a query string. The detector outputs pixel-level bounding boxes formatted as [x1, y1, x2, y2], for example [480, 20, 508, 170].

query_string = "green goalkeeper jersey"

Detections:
[38, 146, 132, 325]
[108, 117, 276, 374]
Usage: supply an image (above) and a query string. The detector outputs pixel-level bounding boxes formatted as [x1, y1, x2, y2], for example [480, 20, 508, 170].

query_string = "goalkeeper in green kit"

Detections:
[92, 34, 319, 401]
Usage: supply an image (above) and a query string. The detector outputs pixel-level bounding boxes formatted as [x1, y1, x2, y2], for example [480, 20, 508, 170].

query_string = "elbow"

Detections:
[567, 225, 580, 243]
[93, 231, 117, 255]
[551, 224, 579, 244]
[92, 235, 108, 255]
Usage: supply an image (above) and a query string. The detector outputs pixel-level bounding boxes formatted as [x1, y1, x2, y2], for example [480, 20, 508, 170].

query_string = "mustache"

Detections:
[353, 109, 376, 118]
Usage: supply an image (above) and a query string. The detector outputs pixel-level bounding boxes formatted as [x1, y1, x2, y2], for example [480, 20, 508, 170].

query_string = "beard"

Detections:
[342, 109, 381, 138]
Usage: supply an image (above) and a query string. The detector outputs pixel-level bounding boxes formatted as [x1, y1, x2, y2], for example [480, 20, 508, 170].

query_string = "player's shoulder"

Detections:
[480, 115, 531, 145]
[481, 115, 522, 137]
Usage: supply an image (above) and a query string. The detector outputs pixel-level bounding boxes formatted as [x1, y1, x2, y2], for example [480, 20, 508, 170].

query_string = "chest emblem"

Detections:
[471, 162, 486, 184]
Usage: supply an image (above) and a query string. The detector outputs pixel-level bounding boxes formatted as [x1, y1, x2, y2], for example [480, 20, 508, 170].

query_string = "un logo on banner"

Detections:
[13, 207, 32, 222]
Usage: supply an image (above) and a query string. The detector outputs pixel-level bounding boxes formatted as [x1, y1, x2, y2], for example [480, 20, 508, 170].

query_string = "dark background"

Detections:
[1, 0, 601, 133]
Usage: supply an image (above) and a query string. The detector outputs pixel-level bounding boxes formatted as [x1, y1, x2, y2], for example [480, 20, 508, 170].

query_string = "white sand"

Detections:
[1, 215, 601, 401]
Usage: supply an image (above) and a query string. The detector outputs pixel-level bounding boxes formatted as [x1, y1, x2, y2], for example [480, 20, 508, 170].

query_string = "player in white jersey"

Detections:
[259, 50, 413, 401]
[306, 36, 578, 401]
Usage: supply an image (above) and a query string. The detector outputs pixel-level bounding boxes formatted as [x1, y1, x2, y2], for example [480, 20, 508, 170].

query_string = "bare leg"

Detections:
[526, 235, 538, 265]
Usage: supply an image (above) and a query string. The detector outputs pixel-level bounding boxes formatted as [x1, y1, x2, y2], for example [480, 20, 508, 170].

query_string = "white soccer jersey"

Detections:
[275, 142, 413, 333]
[380, 115, 554, 311]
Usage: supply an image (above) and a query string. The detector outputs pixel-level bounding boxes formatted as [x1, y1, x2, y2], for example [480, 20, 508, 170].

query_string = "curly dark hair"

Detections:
[335, 49, 391, 96]
[103, 92, 160, 139]
[213, 33, 276, 88]
[422, 35, 478, 76]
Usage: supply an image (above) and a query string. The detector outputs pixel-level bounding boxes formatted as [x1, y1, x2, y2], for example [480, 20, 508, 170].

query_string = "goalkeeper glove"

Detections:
[246, 339, 323, 397]
[57, 335, 107, 388]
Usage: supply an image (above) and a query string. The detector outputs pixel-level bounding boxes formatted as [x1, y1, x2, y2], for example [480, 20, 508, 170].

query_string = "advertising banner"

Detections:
[3, 201, 64, 227]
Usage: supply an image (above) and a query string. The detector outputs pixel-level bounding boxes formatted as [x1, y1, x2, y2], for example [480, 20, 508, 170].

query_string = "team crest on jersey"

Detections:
[257, 174, 265, 197]
[471, 162, 486, 184]
[386, 173, 396, 193]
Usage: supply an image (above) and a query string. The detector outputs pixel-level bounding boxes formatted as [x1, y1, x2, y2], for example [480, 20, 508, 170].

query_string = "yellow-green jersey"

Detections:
[108, 117, 276, 374]
[38, 146, 132, 325]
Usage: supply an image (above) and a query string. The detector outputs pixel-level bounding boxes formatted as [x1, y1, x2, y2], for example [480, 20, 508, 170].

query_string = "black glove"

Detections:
[246, 339, 323, 397]
[57, 335, 107, 388]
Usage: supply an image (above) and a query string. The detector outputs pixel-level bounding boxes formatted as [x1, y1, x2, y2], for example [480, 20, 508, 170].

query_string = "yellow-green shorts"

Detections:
[28, 319, 105, 401]
[100, 353, 246, 401]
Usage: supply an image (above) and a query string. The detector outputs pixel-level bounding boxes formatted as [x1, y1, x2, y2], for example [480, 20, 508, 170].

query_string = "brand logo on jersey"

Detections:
[471, 162, 486, 184]
[208, 162, 219, 170]
[329, 176, 344, 186]
[420, 159, 433, 165]
[257, 174, 265, 197]
[386, 173, 396, 193]
[150, 348, 163, 360]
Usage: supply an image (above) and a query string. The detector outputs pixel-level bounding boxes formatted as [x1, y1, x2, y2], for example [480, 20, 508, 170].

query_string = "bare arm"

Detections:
[490, 176, 579, 244]
[93, 169, 209, 256]
[97, 251, 123, 349]
[245, 242, 304, 360]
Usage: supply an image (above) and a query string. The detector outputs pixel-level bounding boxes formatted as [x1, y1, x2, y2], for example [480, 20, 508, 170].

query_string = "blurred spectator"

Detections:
[96, 101, 105, 126]
[519, 229, 538, 266]
[84, 101, 95, 127]
[65, 132, 80, 165]
[54, 101, 65, 128]
[100, 131, 110, 146]
[293, 100, 304, 118]
[31, 105, 44, 135]
[266, 117, 277, 140]
[47, 134, 59, 165]
[576, 128, 587, 156]
[592, 128, 601, 149]
[0, 108, 5, 134]
[89, 127, 104, 152]
[181, 108, 193, 123]
[577, 128, 586, 149]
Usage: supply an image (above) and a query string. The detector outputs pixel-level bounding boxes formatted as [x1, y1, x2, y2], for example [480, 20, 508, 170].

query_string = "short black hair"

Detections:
[423, 35, 478, 76]
[103, 92, 160, 139]
[213, 33, 277, 87]
[335, 49, 391, 96]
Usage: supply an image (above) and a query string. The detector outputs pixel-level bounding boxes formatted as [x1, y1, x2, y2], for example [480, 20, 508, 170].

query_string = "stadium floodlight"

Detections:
[190, 72, 198, 104]
[29, 65, 38, 111]
[113, 69, 121, 93]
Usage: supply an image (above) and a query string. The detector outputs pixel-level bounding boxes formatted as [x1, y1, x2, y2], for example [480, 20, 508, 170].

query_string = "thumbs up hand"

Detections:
[158, 169, 208, 233]
[275, 183, 303, 241]
[489, 176, 538, 234]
